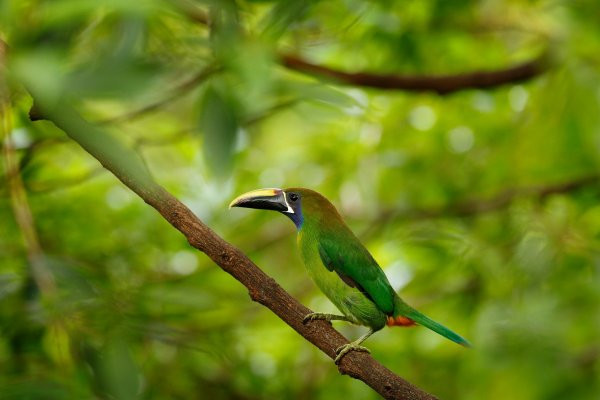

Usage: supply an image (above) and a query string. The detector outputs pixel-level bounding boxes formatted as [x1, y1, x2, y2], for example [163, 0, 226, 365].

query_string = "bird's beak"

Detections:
[229, 188, 292, 213]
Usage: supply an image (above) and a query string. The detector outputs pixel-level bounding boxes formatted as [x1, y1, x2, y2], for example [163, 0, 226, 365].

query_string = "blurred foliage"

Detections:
[1, 0, 600, 399]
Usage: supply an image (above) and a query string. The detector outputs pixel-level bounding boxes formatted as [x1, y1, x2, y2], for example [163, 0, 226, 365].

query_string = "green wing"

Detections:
[318, 230, 395, 314]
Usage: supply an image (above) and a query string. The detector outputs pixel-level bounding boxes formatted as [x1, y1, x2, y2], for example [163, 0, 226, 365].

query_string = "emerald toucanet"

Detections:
[230, 188, 470, 363]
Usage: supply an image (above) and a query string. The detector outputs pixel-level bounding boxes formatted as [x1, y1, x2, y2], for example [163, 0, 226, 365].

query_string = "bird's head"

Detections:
[229, 187, 341, 230]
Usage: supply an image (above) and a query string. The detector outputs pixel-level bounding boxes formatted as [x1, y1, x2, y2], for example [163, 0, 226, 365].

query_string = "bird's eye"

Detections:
[289, 193, 299, 202]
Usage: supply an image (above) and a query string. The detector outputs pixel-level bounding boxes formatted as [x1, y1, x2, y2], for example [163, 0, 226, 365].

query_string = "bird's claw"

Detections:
[303, 312, 330, 324]
[334, 343, 370, 364]
[302, 313, 317, 324]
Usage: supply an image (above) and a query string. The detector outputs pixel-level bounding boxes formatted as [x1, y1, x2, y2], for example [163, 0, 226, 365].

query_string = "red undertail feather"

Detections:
[386, 315, 416, 327]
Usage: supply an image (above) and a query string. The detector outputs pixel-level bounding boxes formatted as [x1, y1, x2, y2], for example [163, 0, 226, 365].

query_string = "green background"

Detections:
[1, 1, 599, 399]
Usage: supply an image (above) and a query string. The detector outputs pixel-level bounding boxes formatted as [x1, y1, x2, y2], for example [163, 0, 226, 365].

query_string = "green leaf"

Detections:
[260, 0, 315, 40]
[198, 84, 239, 178]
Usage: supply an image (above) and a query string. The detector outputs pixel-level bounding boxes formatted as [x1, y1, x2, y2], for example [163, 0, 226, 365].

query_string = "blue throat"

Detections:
[284, 209, 304, 230]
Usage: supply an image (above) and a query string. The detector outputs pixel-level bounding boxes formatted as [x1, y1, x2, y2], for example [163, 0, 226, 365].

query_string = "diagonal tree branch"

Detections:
[26, 96, 438, 400]
[280, 53, 550, 94]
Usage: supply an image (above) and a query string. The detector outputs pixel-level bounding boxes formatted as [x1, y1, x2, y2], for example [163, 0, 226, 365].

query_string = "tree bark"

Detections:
[26, 97, 439, 400]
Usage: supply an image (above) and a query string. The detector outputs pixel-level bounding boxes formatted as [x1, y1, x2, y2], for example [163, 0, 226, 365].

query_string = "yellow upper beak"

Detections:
[229, 188, 281, 208]
[228, 188, 294, 214]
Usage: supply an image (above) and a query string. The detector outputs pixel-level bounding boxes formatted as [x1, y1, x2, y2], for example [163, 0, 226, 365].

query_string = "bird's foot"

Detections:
[302, 312, 348, 324]
[334, 343, 371, 364]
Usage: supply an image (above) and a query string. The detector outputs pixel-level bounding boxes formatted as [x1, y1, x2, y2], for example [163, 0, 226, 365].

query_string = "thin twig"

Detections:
[243, 98, 300, 126]
[97, 64, 221, 125]
[381, 174, 600, 223]
[25, 167, 105, 194]
[1, 102, 56, 296]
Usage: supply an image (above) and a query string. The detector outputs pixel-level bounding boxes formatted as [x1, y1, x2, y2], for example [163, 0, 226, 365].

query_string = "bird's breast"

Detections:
[296, 229, 385, 327]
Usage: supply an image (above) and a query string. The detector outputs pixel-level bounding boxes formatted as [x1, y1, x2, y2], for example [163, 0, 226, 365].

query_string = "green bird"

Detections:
[230, 187, 470, 363]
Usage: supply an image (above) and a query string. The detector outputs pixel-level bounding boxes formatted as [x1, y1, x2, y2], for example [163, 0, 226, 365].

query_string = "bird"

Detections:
[230, 187, 470, 364]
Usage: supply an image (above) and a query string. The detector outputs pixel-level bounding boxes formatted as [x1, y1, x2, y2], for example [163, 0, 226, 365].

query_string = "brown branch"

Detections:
[26, 98, 438, 400]
[281, 53, 550, 94]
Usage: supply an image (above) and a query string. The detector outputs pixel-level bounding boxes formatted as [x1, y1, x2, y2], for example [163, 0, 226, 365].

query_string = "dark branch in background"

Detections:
[97, 64, 221, 125]
[280, 53, 550, 94]
[170, 1, 551, 95]
[26, 98, 437, 400]
[26, 167, 105, 194]
[18, 137, 69, 170]
[376, 174, 600, 225]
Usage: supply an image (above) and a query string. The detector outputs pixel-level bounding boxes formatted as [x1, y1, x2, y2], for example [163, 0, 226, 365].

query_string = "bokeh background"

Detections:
[1, 1, 600, 399]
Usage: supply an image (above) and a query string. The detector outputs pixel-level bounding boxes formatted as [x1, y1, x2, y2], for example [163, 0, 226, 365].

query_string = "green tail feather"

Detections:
[395, 298, 471, 347]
